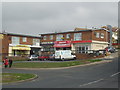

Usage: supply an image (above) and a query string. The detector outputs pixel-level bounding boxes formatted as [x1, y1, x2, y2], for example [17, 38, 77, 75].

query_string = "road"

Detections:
[2, 52, 119, 88]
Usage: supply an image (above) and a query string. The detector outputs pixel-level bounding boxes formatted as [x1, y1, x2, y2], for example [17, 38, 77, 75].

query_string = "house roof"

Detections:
[39, 29, 108, 35]
[0, 32, 40, 38]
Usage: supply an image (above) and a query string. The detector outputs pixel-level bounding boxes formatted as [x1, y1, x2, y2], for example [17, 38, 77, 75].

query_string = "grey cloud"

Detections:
[2, 2, 118, 35]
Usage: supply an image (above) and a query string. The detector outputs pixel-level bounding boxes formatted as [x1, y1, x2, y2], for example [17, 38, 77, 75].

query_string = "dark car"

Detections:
[49, 54, 55, 60]
[105, 46, 116, 53]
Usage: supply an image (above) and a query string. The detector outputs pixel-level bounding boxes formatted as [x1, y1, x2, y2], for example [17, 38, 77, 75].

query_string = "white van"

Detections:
[55, 50, 76, 60]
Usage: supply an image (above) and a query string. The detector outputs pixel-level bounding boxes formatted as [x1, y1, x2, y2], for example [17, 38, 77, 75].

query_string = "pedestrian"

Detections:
[9, 59, 13, 68]
[3, 58, 9, 68]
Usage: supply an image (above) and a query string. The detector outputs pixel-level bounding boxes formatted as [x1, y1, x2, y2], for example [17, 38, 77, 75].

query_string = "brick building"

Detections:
[0, 32, 41, 60]
[40, 28, 110, 55]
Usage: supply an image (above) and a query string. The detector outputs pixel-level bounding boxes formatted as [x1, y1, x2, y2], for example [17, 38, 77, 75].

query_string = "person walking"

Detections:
[3, 58, 9, 68]
[9, 59, 13, 68]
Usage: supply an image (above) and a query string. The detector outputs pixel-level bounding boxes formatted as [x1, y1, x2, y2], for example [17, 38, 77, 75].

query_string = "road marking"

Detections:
[79, 79, 104, 87]
[110, 72, 120, 77]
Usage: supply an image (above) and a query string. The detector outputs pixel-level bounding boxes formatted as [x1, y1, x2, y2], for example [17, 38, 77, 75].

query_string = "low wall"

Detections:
[6, 56, 29, 61]
[75, 53, 105, 60]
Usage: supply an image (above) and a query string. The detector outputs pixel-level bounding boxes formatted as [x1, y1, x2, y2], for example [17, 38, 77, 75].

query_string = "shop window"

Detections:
[33, 39, 40, 46]
[56, 34, 63, 41]
[76, 46, 89, 53]
[12, 36, 20, 44]
[74, 33, 82, 41]
[66, 34, 70, 39]
[50, 35, 53, 40]
[96, 33, 100, 38]
[100, 33, 104, 38]
[22, 37, 27, 42]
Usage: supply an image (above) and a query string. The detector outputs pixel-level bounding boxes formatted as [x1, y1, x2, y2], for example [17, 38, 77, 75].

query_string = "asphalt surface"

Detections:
[2, 52, 119, 88]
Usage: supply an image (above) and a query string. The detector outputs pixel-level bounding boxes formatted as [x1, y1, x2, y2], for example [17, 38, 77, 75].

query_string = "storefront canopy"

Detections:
[12, 47, 31, 50]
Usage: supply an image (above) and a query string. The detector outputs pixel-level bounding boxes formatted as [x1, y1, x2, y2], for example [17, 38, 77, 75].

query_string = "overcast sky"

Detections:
[2, 2, 118, 36]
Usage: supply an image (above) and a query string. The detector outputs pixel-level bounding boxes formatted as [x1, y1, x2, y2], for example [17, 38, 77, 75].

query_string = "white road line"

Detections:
[110, 72, 120, 77]
[79, 79, 104, 87]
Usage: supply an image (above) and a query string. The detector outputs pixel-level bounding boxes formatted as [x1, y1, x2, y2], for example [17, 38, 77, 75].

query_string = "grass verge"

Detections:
[12, 59, 102, 68]
[2, 73, 36, 83]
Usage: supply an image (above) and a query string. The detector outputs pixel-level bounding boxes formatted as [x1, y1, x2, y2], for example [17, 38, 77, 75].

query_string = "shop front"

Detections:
[30, 46, 42, 55]
[40, 42, 54, 55]
[9, 44, 31, 56]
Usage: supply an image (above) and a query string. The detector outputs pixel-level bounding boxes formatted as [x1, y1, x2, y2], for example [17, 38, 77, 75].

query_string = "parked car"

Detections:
[28, 55, 38, 61]
[49, 54, 55, 60]
[38, 55, 49, 60]
[105, 46, 116, 53]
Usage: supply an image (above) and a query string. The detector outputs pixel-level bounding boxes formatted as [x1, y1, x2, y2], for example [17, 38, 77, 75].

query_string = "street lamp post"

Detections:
[107, 25, 112, 47]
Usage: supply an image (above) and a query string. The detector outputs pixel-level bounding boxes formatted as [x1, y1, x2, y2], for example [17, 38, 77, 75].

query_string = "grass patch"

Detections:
[12, 59, 102, 68]
[2, 73, 36, 83]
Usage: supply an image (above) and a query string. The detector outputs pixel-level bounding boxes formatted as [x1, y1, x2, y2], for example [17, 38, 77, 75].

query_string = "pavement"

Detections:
[2, 52, 119, 88]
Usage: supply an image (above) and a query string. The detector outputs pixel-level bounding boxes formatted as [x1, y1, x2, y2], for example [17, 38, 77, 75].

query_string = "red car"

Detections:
[38, 55, 49, 60]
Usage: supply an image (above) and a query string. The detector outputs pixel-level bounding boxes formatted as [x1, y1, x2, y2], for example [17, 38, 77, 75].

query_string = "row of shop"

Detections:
[8, 44, 41, 56]
[41, 40, 108, 55]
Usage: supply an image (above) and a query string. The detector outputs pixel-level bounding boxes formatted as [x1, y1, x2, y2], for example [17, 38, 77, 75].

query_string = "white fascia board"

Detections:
[92, 40, 109, 44]
[30, 45, 42, 48]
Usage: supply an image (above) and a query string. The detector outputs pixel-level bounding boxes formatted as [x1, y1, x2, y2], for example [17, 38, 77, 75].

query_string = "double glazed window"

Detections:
[66, 34, 70, 39]
[76, 46, 89, 53]
[50, 35, 53, 40]
[22, 37, 27, 42]
[43, 36, 47, 40]
[12, 36, 20, 44]
[56, 34, 63, 41]
[100, 33, 104, 38]
[96, 33, 100, 38]
[74, 33, 82, 41]
[33, 39, 40, 46]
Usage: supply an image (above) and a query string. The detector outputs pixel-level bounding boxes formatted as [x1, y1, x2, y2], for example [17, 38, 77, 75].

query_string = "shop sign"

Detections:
[54, 41, 71, 44]
[41, 42, 54, 44]
[53, 44, 71, 47]
[54, 41, 71, 47]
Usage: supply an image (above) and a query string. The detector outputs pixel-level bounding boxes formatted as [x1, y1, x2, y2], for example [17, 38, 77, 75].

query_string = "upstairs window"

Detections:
[56, 34, 63, 41]
[100, 33, 104, 38]
[12, 36, 20, 44]
[22, 37, 27, 42]
[50, 35, 53, 40]
[43, 36, 47, 40]
[66, 34, 71, 39]
[74, 33, 82, 41]
[33, 39, 40, 46]
[96, 33, 100, 38]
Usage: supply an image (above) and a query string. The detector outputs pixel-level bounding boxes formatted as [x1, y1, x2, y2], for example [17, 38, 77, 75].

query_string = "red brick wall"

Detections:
[92, 30, 109, 42]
